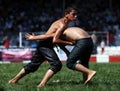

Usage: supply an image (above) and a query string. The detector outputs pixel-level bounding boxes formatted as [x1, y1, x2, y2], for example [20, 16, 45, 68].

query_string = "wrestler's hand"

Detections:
[71, 41, 76, 45]
[25, 33, 35, 40]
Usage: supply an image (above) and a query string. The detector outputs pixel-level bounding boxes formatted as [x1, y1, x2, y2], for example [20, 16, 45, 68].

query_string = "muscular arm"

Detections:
[25, 27, 74, 46]
[25, 33, 55, 40]
[52, 26, 73, 45]
[26, 32, 73, 45]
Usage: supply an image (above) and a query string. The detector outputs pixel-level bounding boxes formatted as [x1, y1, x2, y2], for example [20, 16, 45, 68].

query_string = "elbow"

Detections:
[52, 39, 58, 44]
[52, 40, 57, 44]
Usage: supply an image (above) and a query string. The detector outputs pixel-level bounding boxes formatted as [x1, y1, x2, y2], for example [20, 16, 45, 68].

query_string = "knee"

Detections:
[55, 61, 62, 72]
[24, 67, 38, 74]
[66, 60, 75, 70]
[50, 61, 62, 73]
[56, 62, 62, 72]
[24, 64, 39, 74]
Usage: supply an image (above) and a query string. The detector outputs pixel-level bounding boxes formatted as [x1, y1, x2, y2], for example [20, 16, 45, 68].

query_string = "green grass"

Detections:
[0, 62, 120, 91]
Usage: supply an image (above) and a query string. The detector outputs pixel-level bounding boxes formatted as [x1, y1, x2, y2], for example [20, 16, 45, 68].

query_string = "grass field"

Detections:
[0, 62, 120, 91]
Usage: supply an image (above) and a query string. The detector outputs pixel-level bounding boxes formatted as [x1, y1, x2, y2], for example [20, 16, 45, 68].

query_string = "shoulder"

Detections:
[54, 20, 66, 28]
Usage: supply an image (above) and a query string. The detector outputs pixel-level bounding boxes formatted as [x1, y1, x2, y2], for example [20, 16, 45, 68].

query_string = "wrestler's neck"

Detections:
[62, 17, 71, 25]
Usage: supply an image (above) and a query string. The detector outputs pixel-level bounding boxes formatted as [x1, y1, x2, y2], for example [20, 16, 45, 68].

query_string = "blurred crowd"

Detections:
[0, 0, 120, 48]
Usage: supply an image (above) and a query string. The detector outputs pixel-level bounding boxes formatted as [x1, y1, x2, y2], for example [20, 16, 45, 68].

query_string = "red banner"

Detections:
[1, 48, 33, 61]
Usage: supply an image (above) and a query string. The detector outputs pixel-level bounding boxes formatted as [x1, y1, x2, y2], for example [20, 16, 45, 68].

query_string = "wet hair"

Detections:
[64, 7, 77, 14]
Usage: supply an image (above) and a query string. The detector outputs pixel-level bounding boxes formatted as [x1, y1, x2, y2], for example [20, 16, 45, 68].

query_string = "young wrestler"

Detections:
[8, 7, 77, 87]
[26, 27, 96, 85]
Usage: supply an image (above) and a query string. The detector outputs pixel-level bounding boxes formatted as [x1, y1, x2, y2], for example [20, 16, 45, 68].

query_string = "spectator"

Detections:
[108, 30, 116, 46]
[3, 36, 10, 49]
[0, 0, 120, 47]
[100, 38, 106, 54]
[91, 31, 98, 54]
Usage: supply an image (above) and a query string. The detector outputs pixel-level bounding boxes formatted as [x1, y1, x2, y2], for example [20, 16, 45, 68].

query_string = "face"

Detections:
[65, 10, 77, 21]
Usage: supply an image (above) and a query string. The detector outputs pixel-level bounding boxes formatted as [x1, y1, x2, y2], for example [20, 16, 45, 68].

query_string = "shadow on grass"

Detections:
[47, 79, 120, 87]
[0, 87, 5, 91]
[84, 79, 120, 87]
[94, 79, 120, 85]
[47, 80, 84, 86]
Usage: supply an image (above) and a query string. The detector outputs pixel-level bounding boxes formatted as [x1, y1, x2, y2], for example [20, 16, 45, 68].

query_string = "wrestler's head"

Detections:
[64, 7, 77, 21]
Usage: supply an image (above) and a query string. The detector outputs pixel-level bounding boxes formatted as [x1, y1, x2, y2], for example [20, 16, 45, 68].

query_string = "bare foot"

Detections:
[37, 86, 44, 91]
[37, 83, 45, 88]
[8, 79, 18, 84]
[84, 71, 96, 85]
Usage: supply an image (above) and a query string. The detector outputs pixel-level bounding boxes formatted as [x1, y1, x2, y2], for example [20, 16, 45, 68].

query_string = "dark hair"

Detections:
[64, 7, 77, 14]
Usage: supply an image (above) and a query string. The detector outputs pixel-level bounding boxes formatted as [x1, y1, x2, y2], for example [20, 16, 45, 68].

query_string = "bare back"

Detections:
[63, 27, 90, 41]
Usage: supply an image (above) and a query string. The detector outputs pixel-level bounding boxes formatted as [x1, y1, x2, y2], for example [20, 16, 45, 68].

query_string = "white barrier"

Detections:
[97, 46, 120, 55]
[0, 46, 120, 63]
